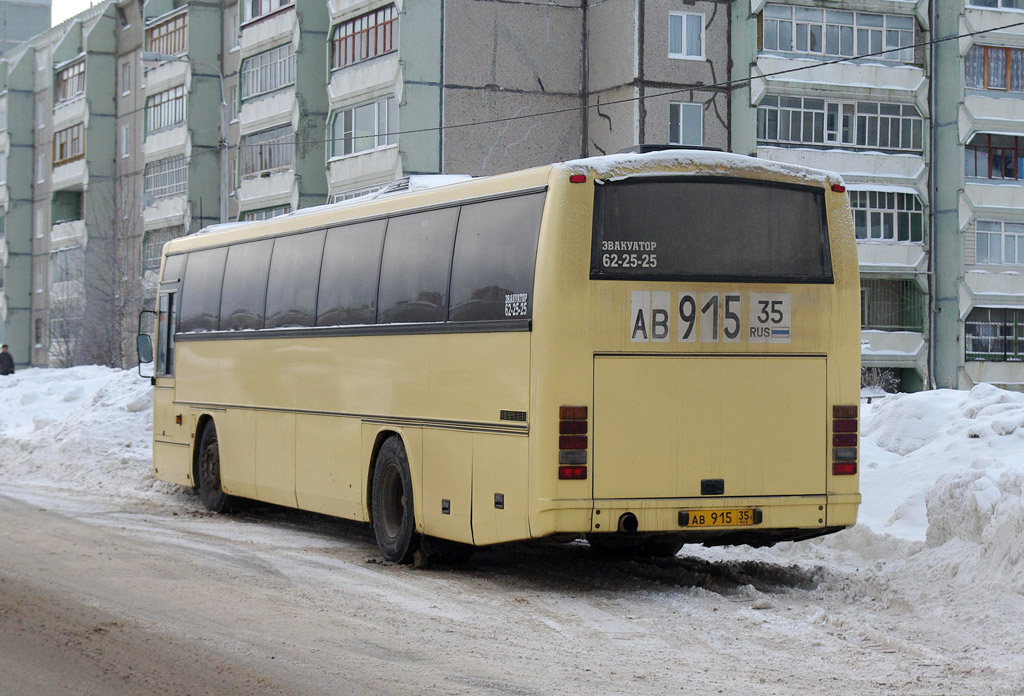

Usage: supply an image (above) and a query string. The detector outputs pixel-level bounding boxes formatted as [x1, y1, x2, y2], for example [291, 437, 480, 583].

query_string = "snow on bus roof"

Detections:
[193, 175, 474, 237]
[558, 149, 841, 186]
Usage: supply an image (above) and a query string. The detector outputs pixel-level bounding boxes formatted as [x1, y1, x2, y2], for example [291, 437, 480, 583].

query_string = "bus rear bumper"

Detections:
[535, 493, 861, 546]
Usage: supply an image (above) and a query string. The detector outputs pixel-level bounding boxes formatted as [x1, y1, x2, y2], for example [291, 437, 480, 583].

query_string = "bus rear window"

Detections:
[591, 178, 833, 283]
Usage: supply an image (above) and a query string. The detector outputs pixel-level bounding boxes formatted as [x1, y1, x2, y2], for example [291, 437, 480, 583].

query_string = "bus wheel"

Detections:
[196, 422, 229, 513]
[371, 437, 419, 563]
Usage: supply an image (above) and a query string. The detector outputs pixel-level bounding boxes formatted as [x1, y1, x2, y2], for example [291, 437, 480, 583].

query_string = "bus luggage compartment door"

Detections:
[592, 355, 827, 500]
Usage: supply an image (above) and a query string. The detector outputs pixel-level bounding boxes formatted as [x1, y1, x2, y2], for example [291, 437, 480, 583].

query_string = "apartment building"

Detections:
[1, 0, 1019, 388]
[934, 1, 1024, 388]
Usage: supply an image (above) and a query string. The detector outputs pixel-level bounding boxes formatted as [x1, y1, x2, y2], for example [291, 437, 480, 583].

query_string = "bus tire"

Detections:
[196, 421, 230, 513]
[371, 437, 419, 563]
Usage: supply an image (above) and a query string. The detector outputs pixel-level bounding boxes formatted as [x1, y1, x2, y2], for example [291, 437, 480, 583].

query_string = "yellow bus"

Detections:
[140, 149, 861, 562]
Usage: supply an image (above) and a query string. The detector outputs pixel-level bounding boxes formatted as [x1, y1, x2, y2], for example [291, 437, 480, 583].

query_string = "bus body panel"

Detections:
[592, 355, 827, 500]
[148, 151, 860, 555]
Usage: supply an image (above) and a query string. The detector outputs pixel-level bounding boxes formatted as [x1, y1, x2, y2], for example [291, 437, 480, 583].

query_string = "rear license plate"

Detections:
[680, 509, 757, 528]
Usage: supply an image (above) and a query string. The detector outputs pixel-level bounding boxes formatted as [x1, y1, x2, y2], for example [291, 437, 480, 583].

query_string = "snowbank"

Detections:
[2, 367, 1024, 590]
[0, 366, 179, 500]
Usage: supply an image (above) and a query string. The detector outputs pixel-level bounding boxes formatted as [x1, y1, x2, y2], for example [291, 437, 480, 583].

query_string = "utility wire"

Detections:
[88, 16, 1024, 181]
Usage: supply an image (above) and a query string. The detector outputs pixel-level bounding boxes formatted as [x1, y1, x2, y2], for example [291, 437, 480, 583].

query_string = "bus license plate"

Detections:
[681, 509, 756, 528]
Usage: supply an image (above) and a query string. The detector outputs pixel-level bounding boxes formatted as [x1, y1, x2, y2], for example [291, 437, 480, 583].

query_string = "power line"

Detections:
[88, 16, 1024, 180]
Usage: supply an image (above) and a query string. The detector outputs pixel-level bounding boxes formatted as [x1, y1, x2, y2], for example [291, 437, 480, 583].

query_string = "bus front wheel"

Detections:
[196, 421, 229, 513]
[371, 437, 419, 563]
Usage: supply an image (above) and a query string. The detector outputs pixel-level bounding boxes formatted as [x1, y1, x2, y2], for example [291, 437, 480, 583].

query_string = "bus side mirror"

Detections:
[137, 333, 154, 364]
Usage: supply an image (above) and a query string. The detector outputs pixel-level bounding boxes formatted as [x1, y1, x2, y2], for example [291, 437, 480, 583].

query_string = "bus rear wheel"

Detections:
[196, 421, 229, 513]
[371, 437, 419, 563]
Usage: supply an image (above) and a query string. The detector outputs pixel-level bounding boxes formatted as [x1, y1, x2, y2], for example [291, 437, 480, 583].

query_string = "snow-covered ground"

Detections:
[1, 366, 1023, 692]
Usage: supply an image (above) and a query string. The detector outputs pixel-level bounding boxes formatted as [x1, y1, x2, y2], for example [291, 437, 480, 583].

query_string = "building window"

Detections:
[146, 85, 186, 133]
[50, 246, 84, 283]
[242, 0, 292, 24]
[966, 45, 1024, 92]
[861, 279, 924, 332]
[669, 102, 703, 145]
[0, 153, 6, 185]
[965, 134, 1024, 181]
[762, 6, 916, 63]
[850, 191, 923, 242]
[121, 61, 132, 95]
[240, 43, 296, 101]
[148, 11, 187, 55]
[0, 96, 7, 131]
[757, 96, 923, 152]
[976, 220, 1024, 266]
[144, 155, 188, 198]
[239, 205, 290, 222]
[240, 125, 294, 177]
[53, 123, 85, 165]
[328, 184, 386, 204]
[121, 124, 131, 158]
[330, 97, 397, 157]
[330, 5, 397, 70]
[54, 60, 86, 106]
[37, 154, 45, 183]
[143, 226, 185, 272]
[966, 307, 1024, 361]
[969, 0, 1024, 9]
[669, 12, 704, 59]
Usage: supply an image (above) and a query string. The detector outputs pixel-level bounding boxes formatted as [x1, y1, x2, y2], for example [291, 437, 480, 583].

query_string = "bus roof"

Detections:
[164, 150, 843, 256]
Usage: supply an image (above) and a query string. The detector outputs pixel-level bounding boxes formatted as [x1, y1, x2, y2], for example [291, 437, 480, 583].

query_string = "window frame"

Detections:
[241, 0, 293, 26]
[850, 190, 924, 243]
[144, 155, 189, 198]
[757, 95, 923, 153]
[54, 59, 86, 106]
[965, 306, 1024, 362]
[761, 5, 916, 64]
[668, 12, 705, 60]
[52, 123, 85, 166]
[975, 220, 1024, 266]
[668, 102, 703, 146]
[239, 125, 294, 178]
[146, 10, 188, 56]
[145, 85, 186, 134]
[330, 96, 397, 158]
[330, 5, 398, 71]
[239, 43, 296, 101]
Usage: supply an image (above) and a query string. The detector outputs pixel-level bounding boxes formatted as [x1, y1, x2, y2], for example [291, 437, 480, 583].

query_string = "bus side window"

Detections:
[449, 192, 545, 322]
[378, 208, 460, 324]
[219, 239, 274, 331]
[156, 292, 177, 376]
[317, 220, 386, 326]
[266, 229, 326, 329]
[180, 247, 228, 333]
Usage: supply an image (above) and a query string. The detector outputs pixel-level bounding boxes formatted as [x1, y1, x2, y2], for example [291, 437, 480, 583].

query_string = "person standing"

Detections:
[0, 344, 14, 375]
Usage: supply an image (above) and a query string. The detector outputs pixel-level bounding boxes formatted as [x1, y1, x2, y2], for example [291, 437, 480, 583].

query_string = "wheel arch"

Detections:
[191, 413, 216, 488]
[366, 428, 402, 523]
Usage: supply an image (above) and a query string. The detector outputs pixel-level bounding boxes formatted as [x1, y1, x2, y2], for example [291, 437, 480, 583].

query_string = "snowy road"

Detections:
[2, 367, 1024, 694]
[0, 483, 1019, 695]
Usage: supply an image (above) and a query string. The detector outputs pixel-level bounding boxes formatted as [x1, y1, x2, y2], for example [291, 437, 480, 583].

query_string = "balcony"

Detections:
[51, 219, 85, 248]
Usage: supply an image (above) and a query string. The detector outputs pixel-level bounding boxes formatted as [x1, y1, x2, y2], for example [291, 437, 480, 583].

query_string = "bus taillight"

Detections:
[832, 405, 858, 475]
[559, 406, 588, 479]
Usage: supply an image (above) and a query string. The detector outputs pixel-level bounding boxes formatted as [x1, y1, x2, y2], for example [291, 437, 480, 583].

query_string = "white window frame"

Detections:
[850, 190, 924, 243]
[242, 0, 293, 25]
[121, 124, 131, 158]
[976, 220, 1024, 266]
[239, 43, 296, 101]
[668, 12, 705, 60]
[668, 102, 703, 146]
[330, 96, 397, 158]
[239, 125, 294, 177]
[121, 60, 132, 95]
[144, 155, 188, 198]
[761, 5, 915, 63]
[757, 96, 923, 152]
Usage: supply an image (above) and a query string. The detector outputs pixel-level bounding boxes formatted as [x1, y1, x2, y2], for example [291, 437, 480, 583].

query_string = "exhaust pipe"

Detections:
[617, 512, 639, 533]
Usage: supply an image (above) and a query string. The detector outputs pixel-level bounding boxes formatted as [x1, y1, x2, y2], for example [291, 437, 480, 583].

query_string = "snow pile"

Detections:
[2, 366, 1024, 590]
[0, 366, 177, 499]
[852, 385, 1024, 591]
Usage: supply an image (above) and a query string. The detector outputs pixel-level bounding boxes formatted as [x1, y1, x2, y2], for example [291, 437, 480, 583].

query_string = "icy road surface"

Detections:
[1, 367, 1023, 694]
